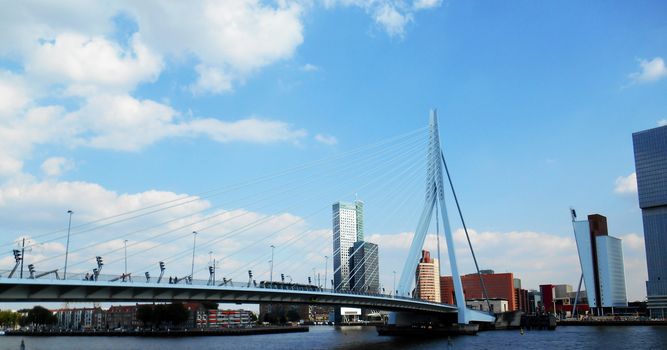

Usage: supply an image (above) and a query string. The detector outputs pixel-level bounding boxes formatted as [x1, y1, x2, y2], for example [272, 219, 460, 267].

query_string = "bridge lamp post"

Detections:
[191, 231, 198, 280]
[270, 245, 275, 282]
[123, 240, 128, 276]
[324, 255, 329, 289]
[63, 210, 73, 280]
[392, 270, 396, 297]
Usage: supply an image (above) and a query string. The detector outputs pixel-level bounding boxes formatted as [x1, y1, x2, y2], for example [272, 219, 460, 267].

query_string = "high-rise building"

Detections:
[415, 250, 441, 302]
[332, 201, 363, 291]
[633, 125, 667, 318]
[572, 213, 628, 311]
[349, 241, 379, 293]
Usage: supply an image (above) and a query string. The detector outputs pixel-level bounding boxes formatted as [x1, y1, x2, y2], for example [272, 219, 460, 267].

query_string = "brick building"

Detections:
[441, 271, 519, 311]
[106, 305, 139, 329]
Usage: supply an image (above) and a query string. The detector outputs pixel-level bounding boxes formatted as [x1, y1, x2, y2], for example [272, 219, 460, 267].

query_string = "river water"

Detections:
[2, 325, 666, 350]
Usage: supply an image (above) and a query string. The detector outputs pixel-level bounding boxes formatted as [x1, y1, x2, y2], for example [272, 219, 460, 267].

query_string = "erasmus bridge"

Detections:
[0, 111, 494, 326]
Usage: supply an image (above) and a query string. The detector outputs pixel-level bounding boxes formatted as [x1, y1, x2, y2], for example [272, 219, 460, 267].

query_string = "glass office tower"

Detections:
[332, 200, 364, 291]
[633, 125, 667, 318]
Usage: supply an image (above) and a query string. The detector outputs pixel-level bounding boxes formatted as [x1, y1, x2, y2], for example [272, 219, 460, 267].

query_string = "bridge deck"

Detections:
[0, 278, 457, 314]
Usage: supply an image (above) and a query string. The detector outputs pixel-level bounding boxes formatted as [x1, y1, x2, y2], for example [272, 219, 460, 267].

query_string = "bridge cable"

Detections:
[128, 137, 428, 278]
[27, 132, 426, 272]
[440, 150, 491, 309]
[1, 127, 427, 251]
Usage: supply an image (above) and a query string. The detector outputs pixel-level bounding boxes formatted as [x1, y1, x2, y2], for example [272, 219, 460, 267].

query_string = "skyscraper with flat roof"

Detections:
[349, 241, 379, 293]
[633, 125, 667, 318]
[332, 200, 364, 291]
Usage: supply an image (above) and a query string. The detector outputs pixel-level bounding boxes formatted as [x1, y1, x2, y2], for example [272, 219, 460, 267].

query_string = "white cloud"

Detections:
[0, 176, 331, 282]
[0, 1, 115, 56]
[325, 1, 440, 37]
[658, 119, 667, 127]
[189, 64, 234, 95]
[0, 2, 305, 96]
[26, 32, 162, 95]
[0, 155, 24, 177]
[629, 57, 667, 84]
[302, 63, 319, 72]
[619, 233, 644, 251]
[41, 157, 74, 177]
[614, 172, 638, 195]
[0, 105, 70, 176]
[122, 0, 304, 94]
[0, 92, 308, 175]
[69, 95, 307, 150]
[617, 233, 648, 302]
[186, 118, 308, 144]
[315, 133, 338, 145]
[413, 0, 442, 10]
[375, 4, 411, 37]
[69, 94, 179, 151]
[0, 71, 30, 118]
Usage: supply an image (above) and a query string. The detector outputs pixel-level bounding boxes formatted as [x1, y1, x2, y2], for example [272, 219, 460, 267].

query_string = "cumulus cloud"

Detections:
[41, 157, 74, 177]
[68, 94, 179, 151]
[375, 4, 411, 37]
[315, 134, 338, 145]
[189, 64, 234, 95]
[121, 0, 304, 95]
[614, 172, 638, 195]
[324, 0, 441, 37]
[0, 1, 316, 173]
[658, 119, 667, 127]
[0, 71, 30, 117]
[69, 95, 307, 150]
[26, 32, 162, 95]
[629, 57, 667, 84]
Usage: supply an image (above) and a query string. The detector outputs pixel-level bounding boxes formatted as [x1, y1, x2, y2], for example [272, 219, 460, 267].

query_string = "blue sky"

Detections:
[0, 1, 666, 304]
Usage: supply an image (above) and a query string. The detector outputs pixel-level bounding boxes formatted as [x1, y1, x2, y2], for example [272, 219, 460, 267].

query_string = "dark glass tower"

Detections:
[349, 241, 379, 293]
[633, 125, 667, 318]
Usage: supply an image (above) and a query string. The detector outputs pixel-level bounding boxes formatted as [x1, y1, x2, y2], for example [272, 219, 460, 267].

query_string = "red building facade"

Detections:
[440, 272, 518, 311]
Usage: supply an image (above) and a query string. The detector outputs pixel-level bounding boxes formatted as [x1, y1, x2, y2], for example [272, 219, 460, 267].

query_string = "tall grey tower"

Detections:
[332, 200, 364, 291]
[633, 125, 667, 318]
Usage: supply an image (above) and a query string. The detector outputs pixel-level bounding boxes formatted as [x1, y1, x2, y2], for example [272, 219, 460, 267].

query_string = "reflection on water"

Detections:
[1, 325, 667, 350]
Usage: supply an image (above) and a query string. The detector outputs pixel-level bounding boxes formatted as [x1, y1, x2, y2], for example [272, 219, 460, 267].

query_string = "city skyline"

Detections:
[0, 1, 666, 304]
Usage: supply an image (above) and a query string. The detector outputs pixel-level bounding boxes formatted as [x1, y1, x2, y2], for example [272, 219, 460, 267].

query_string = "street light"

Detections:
[313, 267, 316, 285]
[123, 240, 128, 276]
[64, 210, 73, 279]
[393, 270, 396, 296]
[270, 245, 275, 282]
[324, 255, 329, 289]
[191, 231, 198, 280]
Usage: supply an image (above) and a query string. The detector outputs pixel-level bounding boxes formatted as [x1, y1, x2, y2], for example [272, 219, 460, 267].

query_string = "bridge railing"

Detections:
[0, 269, 447, 307]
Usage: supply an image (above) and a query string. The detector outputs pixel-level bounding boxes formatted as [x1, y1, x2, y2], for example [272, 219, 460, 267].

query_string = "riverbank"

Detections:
[558, 319, 667, 326]
[3, 326, 309, 337]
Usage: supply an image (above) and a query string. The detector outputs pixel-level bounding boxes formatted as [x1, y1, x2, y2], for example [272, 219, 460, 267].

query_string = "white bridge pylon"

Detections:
[395, 110, 494, 324]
